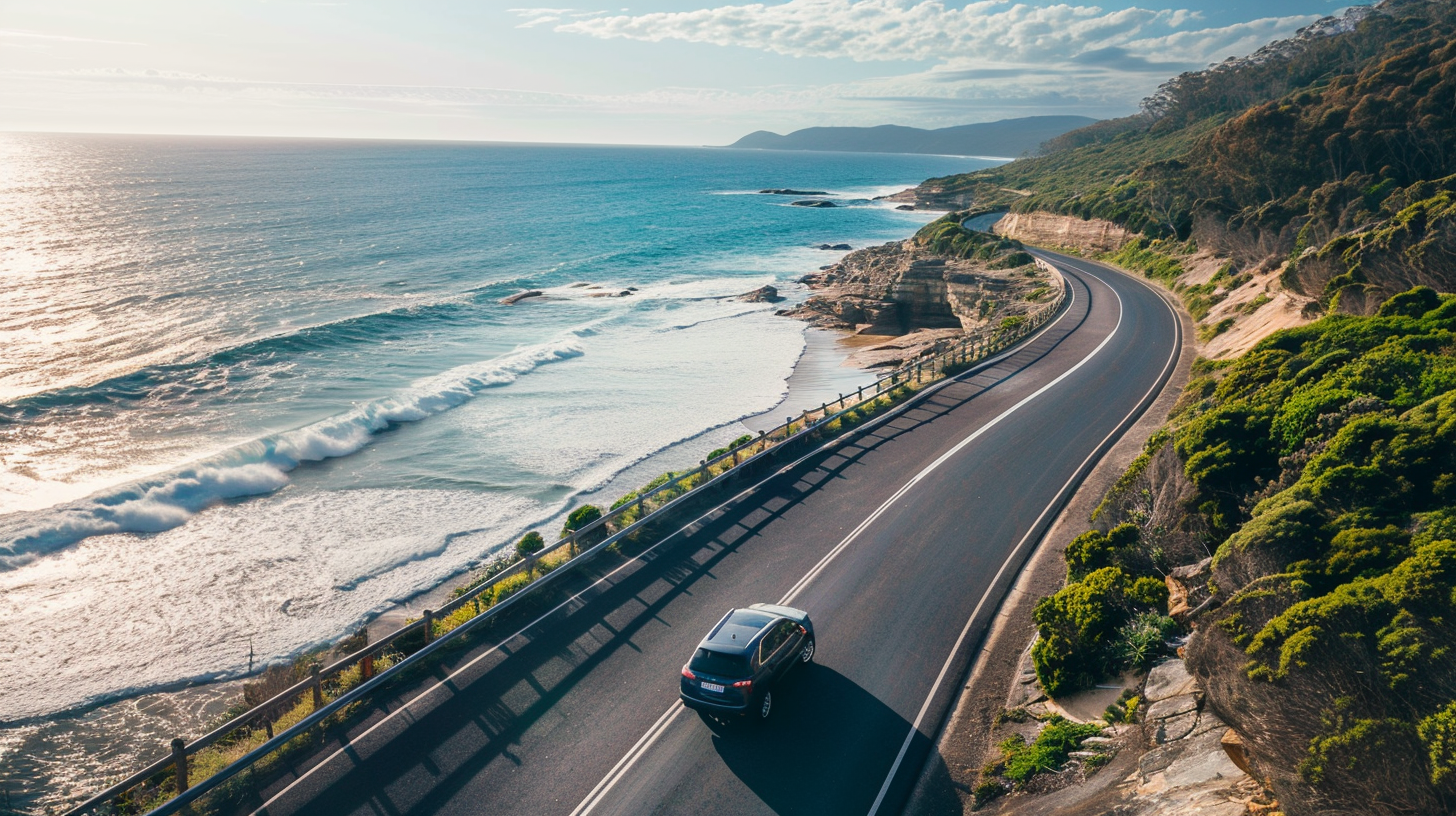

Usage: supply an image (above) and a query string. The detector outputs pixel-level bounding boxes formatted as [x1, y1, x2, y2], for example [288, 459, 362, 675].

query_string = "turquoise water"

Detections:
[0, 134, 995, 723]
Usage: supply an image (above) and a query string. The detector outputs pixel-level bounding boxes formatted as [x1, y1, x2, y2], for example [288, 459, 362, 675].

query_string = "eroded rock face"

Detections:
[994, 211, 1133, 254]
[780, 239, 1052, 337]
[1144, 659, 1199, 702]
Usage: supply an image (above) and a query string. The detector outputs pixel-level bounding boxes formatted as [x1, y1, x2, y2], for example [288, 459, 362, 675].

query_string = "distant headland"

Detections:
[724, 115, 1098, 158]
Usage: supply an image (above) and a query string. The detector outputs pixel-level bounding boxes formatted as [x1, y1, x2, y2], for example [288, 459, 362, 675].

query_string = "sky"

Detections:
[0, 0, 1353, 145]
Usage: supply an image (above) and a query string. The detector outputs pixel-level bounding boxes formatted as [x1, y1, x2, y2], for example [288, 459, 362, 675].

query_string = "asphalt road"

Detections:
[246, 250, 1180, 816]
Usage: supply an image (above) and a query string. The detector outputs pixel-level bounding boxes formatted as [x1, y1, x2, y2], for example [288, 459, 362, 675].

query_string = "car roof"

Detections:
[747, 602, 809, 623]
[701, 608, 777, 655]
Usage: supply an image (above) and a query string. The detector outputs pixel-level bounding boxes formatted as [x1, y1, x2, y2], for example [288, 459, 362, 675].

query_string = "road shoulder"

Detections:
[904, 256, 1197, 814]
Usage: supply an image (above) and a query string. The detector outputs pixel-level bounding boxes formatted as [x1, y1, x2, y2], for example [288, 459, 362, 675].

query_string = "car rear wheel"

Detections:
[758, 691, 772, 719]
[800, 638, 815, 663]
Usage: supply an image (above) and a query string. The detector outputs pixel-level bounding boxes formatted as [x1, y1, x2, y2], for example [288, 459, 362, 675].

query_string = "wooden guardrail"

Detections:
[66, 274, 1069, 816]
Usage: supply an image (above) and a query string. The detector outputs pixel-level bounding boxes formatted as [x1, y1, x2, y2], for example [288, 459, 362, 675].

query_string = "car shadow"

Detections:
[697, 663, 918, 816]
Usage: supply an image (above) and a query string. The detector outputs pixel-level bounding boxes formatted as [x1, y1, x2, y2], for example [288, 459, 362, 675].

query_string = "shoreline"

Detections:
[4, 322, 879, 815]
[365, 324, 877, 638]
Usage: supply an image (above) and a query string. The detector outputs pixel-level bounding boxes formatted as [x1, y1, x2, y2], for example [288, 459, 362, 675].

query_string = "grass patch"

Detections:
[997, 716, 1104, 784]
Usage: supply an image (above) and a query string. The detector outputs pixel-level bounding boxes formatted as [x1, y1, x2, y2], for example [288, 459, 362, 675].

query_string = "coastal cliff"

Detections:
[895, 6, 1456, 814]
[780, 214, 1062, 367]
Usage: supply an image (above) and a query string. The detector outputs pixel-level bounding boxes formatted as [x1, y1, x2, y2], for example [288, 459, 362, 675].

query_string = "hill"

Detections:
[725, 115, 1098, 158]
[908, 4, 1456, 815]
[901, 1, 1456, 320]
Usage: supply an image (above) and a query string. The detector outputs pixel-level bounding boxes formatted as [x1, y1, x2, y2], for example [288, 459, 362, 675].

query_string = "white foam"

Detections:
[0, 487, 547, 722]
[0, 338, 582, 569]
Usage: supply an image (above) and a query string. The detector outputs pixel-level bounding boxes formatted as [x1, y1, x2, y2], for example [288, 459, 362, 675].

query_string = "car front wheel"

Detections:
[758, 691, 772, 719]
[800, 638, 815, 663]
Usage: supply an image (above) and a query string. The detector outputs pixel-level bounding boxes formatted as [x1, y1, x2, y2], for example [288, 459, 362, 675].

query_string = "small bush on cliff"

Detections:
[1032, 566, 1171, 697]
[998, 716, 1104, 784]
[1064, 523, 1142, 579]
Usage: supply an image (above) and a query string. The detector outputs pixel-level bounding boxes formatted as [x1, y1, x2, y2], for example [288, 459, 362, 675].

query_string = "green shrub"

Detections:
[1127, 576, 1170, 609]
[515, 531, 544, 557]
[971, 777, 1006, 808]
[1032, 567, 1129, 696]
[1064, 523, 1141, 580]
[562, 504, 606, 548]
[999, 715, 1103, 784]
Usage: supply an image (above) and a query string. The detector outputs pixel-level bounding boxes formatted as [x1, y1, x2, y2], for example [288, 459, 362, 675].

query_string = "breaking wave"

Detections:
[0, 339, 582, 568]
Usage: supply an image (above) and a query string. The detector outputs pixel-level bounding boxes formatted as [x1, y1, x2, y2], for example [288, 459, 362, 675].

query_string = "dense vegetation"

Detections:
[1049, 286, 1456, 814]
[913, 213, 1030, 265]
[919, 0, 1456, 309]
[1173, 287, 1456, 814]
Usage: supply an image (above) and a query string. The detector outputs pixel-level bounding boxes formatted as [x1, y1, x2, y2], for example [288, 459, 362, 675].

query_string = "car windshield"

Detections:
[689, 648, 749, 678]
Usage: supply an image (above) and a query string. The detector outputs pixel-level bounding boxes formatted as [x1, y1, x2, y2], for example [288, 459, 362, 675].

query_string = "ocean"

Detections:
[0, 134, 994, 795]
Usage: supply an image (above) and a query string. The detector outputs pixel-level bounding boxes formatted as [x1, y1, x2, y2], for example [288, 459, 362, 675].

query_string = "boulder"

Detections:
[1167, 557, 1213, 623]
[816, 243, 853, 250]
[1220, 729, 1255, 777]
[739, 285, 784, 303]
[1145, 659, 1198, 702]
[500, 290, 543, 305]
[791, 200, 838, 208]
[895, 204, 916, 211]
[1145, 693, 1199, 721]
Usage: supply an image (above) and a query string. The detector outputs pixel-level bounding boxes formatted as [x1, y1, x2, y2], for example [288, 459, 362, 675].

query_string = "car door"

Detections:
[760, 621, 797, 680]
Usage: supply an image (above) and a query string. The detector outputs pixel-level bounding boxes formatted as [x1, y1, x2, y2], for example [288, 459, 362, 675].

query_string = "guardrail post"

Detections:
[422, 610, 434, 645]
[361, 653, 374, 681]
[310, 664, 323, 710]
[265, 719, 273, 739]
[171, 738, 189, 793]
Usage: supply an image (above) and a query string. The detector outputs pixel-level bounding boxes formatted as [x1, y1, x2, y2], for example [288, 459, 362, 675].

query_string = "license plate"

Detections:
[701, 682, 725, 693]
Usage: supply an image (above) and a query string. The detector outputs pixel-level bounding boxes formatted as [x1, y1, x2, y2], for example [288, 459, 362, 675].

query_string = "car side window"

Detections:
[759, 621, 794, 662]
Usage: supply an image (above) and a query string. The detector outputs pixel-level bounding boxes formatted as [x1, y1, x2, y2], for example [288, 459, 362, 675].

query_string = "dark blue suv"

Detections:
[679, 603, 815, 720]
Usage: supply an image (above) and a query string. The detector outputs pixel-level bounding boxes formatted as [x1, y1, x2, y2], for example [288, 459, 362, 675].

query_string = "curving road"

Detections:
[243, 250, 1181, 816]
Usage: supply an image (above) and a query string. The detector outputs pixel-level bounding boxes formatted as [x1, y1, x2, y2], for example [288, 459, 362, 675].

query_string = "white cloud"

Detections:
[516, 0, 1317, 68]
[0, 28, 145, 46]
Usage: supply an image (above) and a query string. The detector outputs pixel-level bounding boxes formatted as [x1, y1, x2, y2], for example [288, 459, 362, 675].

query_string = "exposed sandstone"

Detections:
[993, 211, 1134, 254]
[777, 234, 1060, 368]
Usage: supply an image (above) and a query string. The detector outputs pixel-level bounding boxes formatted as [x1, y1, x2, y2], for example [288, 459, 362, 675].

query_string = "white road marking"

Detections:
[257, 266, 1089, 816]
[864, 256, 1183, 816]
[571, 265, 1142, 816]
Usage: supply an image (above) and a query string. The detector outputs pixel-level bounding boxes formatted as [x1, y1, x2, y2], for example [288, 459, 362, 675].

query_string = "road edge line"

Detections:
[865, 255, 1185, 816]
[250, 273, 1083, 815]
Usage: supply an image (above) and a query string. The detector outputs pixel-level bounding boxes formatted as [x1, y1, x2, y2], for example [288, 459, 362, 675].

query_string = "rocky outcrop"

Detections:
[993, 212, 1134, 254]
[781, 240, 1053, 333]
[737, 285, 784, 303]
[760, 188, 827, 195]
[778, 235, 1060, 367]
[500, 290, 543, 305]
[791, 200, 837, 208]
